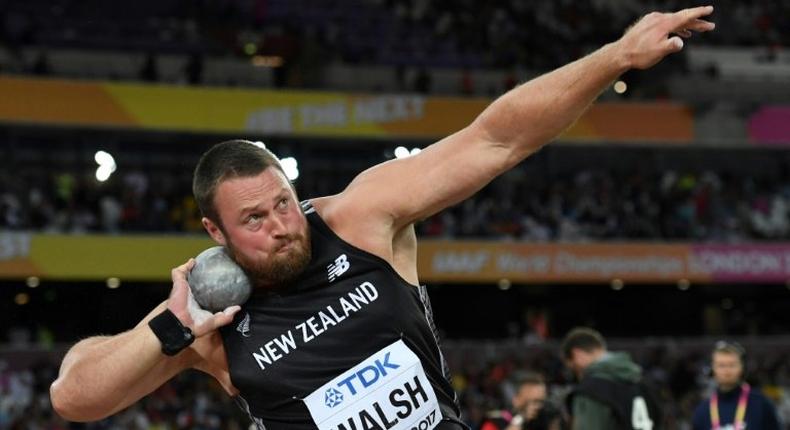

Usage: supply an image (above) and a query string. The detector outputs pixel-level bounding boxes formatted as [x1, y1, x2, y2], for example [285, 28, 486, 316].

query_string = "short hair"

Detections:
[712, 340, 746, 364]
[513, 371, 545, 388]
[561, 327, 607, 360]
[193, 140, 285, 225]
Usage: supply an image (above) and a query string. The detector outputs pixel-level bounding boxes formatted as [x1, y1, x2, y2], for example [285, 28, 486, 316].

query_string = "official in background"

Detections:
[692, 341, 781, 430]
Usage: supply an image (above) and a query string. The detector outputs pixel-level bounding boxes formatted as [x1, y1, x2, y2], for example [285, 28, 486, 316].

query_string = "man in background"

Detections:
[480, 372, 565, 430]
[562, 327, 661, 430]
[692, 341, 781, 430]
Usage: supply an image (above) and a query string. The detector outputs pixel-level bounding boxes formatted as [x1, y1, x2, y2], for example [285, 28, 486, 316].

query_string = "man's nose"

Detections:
[267, 214, 287, 237]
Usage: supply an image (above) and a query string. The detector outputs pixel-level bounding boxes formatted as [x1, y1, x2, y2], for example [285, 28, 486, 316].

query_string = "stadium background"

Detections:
[1, 0, 790, 428]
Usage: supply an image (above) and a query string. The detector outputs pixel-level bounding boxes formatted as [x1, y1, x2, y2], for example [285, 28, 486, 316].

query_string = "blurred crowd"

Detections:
[0, 362, 251, 430]
[418, 168, 790, 242]
[1, 0, 788, 89]
[378, 0, 788, 69]
[3, 165, 790, 242]
[0, 168, 201, 234]
[4, 340, 790, 429]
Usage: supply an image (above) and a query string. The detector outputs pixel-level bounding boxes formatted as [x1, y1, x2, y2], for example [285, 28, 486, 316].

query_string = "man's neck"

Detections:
[718, 383, 741, 393]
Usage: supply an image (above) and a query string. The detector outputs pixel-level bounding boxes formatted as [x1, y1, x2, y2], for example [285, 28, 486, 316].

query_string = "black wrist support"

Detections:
[148, 309, 195, 356]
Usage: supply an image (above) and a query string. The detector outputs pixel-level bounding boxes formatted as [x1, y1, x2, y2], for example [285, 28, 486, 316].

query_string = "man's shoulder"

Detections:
[750, 388, 779, 409]
[307, 195, 363, 225]
[691, 395, 710, 419]
[585, 352, 643, 383]
[306, 195, 407, 264]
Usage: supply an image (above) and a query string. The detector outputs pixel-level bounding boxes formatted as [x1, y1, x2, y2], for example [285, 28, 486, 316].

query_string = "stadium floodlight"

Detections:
[394, 146, 410, 159]
[280, 157, 299, 180]
[94, 150, 115, 166]
[94, 150, 117, 182]
[95, 164, 114, 182]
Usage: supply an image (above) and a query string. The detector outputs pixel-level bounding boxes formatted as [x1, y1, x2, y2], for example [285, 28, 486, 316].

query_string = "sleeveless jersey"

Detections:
[220, 201, 465, 430]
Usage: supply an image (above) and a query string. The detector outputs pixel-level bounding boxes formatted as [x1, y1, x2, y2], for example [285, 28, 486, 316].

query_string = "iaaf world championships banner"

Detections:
[1, 233, 789, 283]
[416, 242, 790, 284]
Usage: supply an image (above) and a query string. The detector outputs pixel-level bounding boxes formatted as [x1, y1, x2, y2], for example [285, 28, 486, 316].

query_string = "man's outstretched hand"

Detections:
[616, 5, 716, 70]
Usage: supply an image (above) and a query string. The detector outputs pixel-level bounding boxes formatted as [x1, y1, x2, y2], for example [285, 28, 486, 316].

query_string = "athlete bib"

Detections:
[304, 340, 443, 430]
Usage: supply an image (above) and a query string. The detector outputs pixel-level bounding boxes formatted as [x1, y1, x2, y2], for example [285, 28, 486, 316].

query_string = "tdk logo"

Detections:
[324, 387, 344, 408]
[327, 254, 350, 282]
[335, 352, 399, 396]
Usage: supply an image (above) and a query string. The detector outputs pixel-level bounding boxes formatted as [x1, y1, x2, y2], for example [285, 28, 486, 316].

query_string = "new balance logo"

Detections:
[237, 312, 251, 337]
[327, 254, 350, 282]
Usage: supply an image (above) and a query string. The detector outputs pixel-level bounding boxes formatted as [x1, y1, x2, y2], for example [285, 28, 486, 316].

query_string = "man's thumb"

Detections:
[666, 36, 684, 52]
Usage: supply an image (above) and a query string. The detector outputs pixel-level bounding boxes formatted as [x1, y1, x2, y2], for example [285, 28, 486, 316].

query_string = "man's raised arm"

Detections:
[339, 6, 715, 229]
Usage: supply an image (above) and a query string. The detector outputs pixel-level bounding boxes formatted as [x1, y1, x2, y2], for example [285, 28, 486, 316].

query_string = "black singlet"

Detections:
[220, 201, 466, 430]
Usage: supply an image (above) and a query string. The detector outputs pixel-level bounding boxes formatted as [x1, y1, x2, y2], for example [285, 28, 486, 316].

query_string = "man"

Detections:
[481, 372, 565, 430]
[562, 328, 661, 430]
[50, 7, 715, 429]
[692, 341, 781, 430]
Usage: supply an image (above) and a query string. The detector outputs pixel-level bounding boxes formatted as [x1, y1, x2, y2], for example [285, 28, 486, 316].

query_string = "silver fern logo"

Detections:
[236, 312, 251, 337]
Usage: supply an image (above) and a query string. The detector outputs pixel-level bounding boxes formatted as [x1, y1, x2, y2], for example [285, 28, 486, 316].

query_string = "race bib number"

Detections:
[303, 340, 443, 430]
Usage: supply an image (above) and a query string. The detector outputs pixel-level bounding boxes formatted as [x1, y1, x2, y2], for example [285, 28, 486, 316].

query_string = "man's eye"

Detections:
[278, 198, 288, 209]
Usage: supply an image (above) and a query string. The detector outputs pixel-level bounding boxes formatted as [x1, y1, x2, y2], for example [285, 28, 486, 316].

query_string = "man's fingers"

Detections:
[620, 6, 715, 70]
[223, 305, 242, 317]
[216, 306, 242, 326]
[677, 5, 714, 21]
[208, 308, 240, 331]
[667, 6, 715, 33]
[190, 306, 240, 336]
[665, 36, 684, 53]
[687, 19, 716, 32]
[172, 258, 195, 281]
[168, 258, 197, 317]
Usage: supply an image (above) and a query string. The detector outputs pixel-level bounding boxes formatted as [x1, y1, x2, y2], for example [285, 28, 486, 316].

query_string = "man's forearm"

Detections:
[51, 258, 240, 422]
[475, 42, 628, 157]
[50, 326, 166, 421]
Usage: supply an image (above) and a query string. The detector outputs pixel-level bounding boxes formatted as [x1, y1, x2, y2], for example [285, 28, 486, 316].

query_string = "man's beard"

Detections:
[226, 229, 312, 289]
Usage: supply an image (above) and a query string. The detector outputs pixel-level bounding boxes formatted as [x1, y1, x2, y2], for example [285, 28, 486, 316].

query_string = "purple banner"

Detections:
[691, 244, 790, 282]
[748, 106, 790, 145]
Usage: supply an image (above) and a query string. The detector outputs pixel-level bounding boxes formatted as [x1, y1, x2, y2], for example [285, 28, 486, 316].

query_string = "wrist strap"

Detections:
[148, 309, 195, 356]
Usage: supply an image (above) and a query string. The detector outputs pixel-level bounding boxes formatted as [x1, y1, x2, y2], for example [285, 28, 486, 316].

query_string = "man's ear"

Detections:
[202, 217, 227, 246]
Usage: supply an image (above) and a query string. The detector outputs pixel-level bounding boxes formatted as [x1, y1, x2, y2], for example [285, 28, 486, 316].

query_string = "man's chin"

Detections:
[718, 382, 740, 391]
[252, 268, 303, 289]
[249, 251, 311, 289]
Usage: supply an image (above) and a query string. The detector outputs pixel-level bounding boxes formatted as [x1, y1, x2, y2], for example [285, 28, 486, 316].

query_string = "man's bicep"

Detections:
[343, 125, 521, 228]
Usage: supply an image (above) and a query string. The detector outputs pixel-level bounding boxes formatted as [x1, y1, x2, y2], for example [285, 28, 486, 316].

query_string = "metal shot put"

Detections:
[187, 246, 252, 312]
